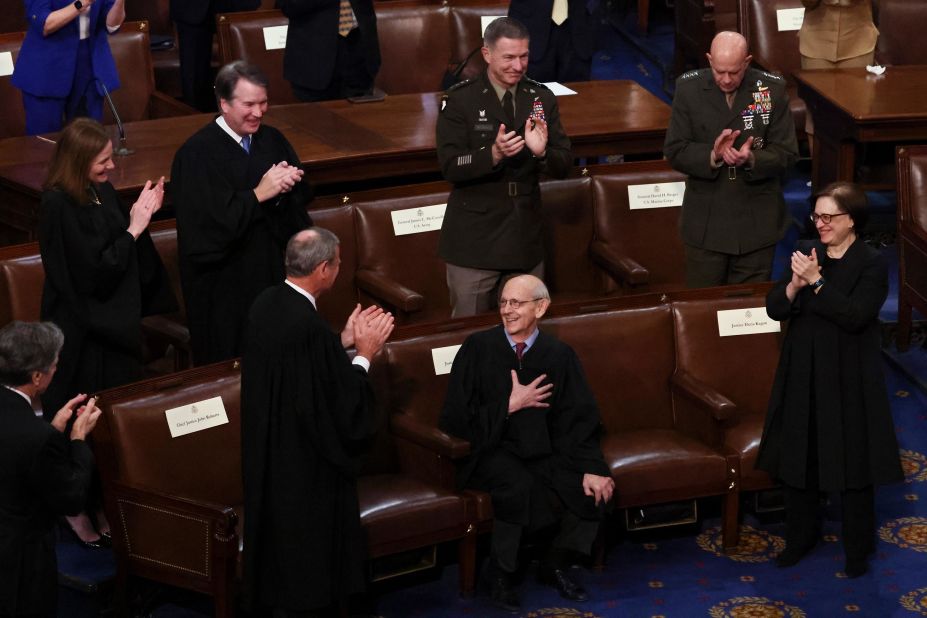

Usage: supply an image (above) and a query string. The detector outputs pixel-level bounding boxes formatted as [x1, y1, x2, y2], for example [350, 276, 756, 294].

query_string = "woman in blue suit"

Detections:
[12, 0, 125, 135]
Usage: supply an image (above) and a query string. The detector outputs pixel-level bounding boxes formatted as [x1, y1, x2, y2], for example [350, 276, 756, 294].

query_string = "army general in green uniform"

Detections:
[436, 17, 573, 317]
[664, 31, 799, 288]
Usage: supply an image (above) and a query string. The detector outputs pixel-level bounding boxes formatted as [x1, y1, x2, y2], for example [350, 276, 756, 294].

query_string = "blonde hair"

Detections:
[44, 118, 111, 204]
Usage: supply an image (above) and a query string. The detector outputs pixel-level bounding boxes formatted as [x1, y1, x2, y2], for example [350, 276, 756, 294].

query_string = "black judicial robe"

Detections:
[439, 325, 610, 524]
[756, 239, 903, 491]
[171, 121, 312, 365]
[241, 283, 377, 612]
[38, 183, 176, 417]
[0, 387, 94, 616]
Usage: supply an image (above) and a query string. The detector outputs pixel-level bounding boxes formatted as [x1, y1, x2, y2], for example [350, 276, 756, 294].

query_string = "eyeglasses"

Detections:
[498, 298, 542, 309]
[810, 212, 850, 224]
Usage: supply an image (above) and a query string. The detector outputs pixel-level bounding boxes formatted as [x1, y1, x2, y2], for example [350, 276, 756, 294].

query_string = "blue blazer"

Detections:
[12, 0, 120, 98]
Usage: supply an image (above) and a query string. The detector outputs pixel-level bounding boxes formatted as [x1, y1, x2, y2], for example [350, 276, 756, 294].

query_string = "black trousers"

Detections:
[290, 29, 375, 102]
[176, 19, 218, 112]
[527, 23, 592, 83]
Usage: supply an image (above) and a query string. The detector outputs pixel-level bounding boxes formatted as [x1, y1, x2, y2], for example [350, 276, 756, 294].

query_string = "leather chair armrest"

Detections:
[391, 413, 471, 459]
[148, 91, 198, 118]
[590, 239, 650, 286]
[141, 314, 190, 346]
[671, 371, 737, 422]
[355, 268, 425, 313]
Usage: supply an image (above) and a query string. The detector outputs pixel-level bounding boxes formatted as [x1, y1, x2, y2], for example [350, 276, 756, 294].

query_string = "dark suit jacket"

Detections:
[663, 67, 799, 255]
[0, 387, 93, 616]
[508, 0, 597, 62]
[276, 0, 380, 90]
[436, 71, 572, 270]
[170, 0, 260, 26]
[13, 0, 119, 97]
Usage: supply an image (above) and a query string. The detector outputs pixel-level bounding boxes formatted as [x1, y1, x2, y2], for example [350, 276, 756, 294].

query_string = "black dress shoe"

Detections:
[62, 521, 106, 550]
[844, 558, 868, 578]
[775, 539, 817, 568]
[538, 566, 588, 602]
[487, 569, 520, 614]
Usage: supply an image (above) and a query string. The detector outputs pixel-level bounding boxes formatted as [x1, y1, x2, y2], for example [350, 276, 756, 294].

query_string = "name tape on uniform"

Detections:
[391, 204, 446, 236]
[628, 181, 685, 210]
[776, 8, 804, 31]
[717, 307, 781, 337]
[263, 25, 288, 50]
[165, 396, 229, 438]
[0, 52, 13, 77]
[431, 345, 462, 376]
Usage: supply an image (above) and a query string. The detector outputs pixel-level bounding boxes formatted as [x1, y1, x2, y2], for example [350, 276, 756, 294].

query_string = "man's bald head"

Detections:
[706, 31, 752, 94]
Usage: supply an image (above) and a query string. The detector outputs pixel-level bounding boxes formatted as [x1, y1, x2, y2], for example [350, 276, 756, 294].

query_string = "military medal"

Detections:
[531, 97, 546, 123]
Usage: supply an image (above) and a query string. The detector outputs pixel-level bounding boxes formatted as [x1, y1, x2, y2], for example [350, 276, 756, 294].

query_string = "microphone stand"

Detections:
[97, 79, 133, 156]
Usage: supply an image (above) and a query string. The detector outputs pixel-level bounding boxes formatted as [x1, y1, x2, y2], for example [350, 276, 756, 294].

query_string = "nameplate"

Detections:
[165, 396, 229, 438]
[0, 52, 13, 77]
[481, 16, 507, 36]
[544, 82, 577, 96]
[391, 204, 446, 236]
[717, 307, 781, 337]
[776, 8, 804, 31]
[263, 25, 288, 50]
[627, 181, 685, 210]
[431, 344, 462, 376]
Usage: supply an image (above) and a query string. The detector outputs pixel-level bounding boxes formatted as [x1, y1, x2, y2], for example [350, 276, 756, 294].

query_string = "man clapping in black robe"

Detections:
[440, 275, 614, 613]
[241, 227, 394, 616]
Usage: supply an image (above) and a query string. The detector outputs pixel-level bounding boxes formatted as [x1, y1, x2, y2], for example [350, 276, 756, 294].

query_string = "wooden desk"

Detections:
[796, 66, 927, 190]
[0, 80, 670, 244]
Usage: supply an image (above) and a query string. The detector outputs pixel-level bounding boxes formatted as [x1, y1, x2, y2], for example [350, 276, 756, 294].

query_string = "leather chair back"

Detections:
[106, 21, 158, 124]
[148, 220, 186, 321]
[0, 242, 43, 326]
[591, 161, 687, 291]
[447, 0, 508, 80]
[353, 190, 452, 324]
[0, 31, 26, 138]
[216, 10, 297, 104]
[125, 0, 173, 36]
[895, 145, 927, 350]
[375, 3, 452, 94]
[876, 0, 927, 66]
[307, 204, 360, 327]
[0, 3, 26, 35]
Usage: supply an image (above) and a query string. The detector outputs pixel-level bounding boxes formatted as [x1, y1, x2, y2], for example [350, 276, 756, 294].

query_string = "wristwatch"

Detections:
[73, 0, 83, 9]
[810, 277, 825, 291]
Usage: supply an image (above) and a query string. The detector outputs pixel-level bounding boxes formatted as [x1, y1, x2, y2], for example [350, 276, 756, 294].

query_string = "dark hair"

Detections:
[44, 118, 111, 204]
[285, 227, 340, 277]
[214, 61, 269, 106]
[483, 17, 530, 48]
[0, 321, 64, 386]
[813, 181, 869, 232]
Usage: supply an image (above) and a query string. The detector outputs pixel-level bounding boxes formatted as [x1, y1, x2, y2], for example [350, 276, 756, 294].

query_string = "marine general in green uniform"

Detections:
[436, 17, 573, 317]
[664, 31, 799, 288]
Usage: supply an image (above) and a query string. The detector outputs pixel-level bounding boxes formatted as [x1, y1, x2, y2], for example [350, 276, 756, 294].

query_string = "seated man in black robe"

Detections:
[440, 274, 614, 613]
[241, 227, 394, 617]
[171, 61, 312, 365]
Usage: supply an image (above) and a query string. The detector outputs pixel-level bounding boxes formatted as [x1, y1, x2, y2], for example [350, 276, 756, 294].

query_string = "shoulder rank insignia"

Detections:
[446, 78, 474, 94]
[440, 95, 448, 112]
[678, 69, 702, 81]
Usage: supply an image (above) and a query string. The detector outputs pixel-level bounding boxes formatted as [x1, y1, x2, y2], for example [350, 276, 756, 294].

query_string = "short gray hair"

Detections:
[532, 278, 551, 301]
[0, 321, 64, 386]
[285, 227, 340, 277]
[214, 61, 269, 106]
[484, 17, 530, 48]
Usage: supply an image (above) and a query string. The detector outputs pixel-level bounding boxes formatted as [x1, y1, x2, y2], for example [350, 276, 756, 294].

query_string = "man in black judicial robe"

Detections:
[241, 228, 394, 616]
[171, 61, 312, 365]
[439, 274, 614, 613]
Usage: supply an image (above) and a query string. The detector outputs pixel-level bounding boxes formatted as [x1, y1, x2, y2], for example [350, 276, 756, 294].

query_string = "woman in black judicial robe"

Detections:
[37, 117, 176, 546]
[756, 182, 902, 578]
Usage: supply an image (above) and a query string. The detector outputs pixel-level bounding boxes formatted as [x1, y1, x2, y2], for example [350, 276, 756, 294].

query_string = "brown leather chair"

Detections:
[896, 145, 927, 351]
[374, 2, 452, 94]
[0, 2, 26, 35]
[737, 0, 807, 142]
[674, 0, 737, 74]
[352, 190, 453, 324]
[216, 10, 297, 104]
[672, 296, 782, 502]
[0, 31, 26, 139]
[447, 0, 509, 81]
[589, 161, 688, 293]
[306, 203, 361, 328]
[143, 221, 192, 371]
[0, 241, 43, 325]
[124, 0, 181, 99]
[875, 0, 927, 66]
[544, 304, 741, 550]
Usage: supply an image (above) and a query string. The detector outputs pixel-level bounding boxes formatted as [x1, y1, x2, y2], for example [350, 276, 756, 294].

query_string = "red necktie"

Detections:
[514, 342, 526, 361]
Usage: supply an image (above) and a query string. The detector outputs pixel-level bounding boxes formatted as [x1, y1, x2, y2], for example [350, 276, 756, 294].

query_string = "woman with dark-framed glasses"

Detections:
[756, 181, 902, 578]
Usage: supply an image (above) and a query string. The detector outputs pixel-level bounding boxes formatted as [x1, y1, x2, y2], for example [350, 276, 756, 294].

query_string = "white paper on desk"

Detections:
[628, 182, 685, 210]
[481, 16, 507, 36]
[543, 82, 577, 96]
[165, 396, 229, 438]
[263, 25, 288, 50]
[776, 8, 804, 31]
[432, 345, 462, 376]
[717, 307, 781, 337]
[391, 204, 446, 236]
[0, 52, 13, 77]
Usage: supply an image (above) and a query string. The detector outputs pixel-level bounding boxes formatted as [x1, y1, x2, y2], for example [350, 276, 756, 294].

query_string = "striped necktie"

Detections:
[339, 0, 358, 37]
